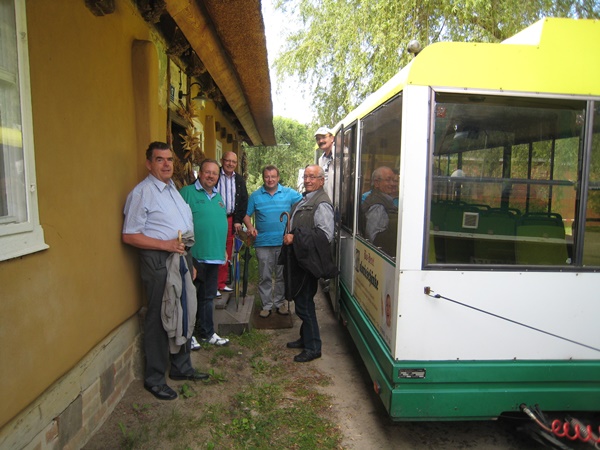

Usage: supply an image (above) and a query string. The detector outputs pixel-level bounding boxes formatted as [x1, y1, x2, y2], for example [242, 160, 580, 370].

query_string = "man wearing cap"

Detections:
[315, 126, 334, 200]
[314, 127, 335, 293]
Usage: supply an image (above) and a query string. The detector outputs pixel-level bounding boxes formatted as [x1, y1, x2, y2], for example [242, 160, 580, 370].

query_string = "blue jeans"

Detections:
[294, 271, 321, 353]
[256, 246, 285, 310]
[193, 260, 219, 339]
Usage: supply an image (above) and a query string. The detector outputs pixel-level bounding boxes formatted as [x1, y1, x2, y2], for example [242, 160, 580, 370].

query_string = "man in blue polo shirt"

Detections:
[243, 165, 302, 318]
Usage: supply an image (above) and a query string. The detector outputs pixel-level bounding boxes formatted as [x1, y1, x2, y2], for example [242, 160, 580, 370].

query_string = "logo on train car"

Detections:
[354, 240, 396, 348]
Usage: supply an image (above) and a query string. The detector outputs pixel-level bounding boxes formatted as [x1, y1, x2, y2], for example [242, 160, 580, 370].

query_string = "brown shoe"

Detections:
[276, 303, 289, 315]
[259, 309, 271, 318]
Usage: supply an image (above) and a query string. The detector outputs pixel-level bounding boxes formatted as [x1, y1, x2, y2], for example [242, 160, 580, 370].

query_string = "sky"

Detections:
[261, 0, 314, 124]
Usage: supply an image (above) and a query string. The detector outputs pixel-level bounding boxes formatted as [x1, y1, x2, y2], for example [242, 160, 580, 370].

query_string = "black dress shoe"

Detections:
[169, 369, 210, 381]
[144, 383, 178, 400]
[286, 339, 304, 349]
[293, 350, 322, 362]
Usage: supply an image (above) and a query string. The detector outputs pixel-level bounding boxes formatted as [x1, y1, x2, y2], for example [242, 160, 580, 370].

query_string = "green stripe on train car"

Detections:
[340, 283, 600, 421]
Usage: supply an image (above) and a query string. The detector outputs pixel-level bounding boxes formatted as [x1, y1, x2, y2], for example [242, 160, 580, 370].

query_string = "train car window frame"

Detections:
[356, 94, 402, 259]
[582, 101, 600, 266]
[0, 0, 47, 261]
[426, 91, 598, 269]
[339, 123, 357, 232]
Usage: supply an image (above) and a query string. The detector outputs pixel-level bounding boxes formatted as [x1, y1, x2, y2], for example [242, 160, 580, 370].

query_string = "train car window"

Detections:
[428, 92, 597, 267]
[357, 95, 402, 257]
[339, 125, 356, 231]
[583, 104, 600, 266]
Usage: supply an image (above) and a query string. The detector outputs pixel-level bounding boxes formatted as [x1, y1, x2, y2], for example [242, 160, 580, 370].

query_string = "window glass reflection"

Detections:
[357, 95, 402, 257]
[429, 94, 586, 266]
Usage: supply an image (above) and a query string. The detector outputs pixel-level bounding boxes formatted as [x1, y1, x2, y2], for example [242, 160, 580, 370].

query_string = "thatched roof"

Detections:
[166, 0, 276, 146]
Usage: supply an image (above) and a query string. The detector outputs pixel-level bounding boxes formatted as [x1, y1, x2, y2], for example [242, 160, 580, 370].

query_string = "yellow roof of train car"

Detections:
[337, 18, 600, 128]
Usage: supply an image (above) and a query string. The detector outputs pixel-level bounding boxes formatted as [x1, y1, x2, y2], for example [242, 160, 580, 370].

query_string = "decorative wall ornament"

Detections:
[173, 100, 205, 188]
[167, 27, 190, 57]
[84, 0, 115, 16]
[135, 0, 166, 23]
[187, 53, 207, 77]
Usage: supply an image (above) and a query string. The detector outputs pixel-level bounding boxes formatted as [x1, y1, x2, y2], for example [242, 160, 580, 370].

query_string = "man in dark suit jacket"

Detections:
[216, 151, 248, 296]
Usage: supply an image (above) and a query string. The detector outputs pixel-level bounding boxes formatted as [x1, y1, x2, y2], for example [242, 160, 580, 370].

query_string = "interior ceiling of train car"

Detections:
[434, 93, 587, 154]
[436, 109, 586, 155]
[133, 0, 276, 146]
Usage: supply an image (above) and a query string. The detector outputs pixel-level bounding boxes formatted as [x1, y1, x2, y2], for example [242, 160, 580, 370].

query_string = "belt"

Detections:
[227, 213, 234, 217]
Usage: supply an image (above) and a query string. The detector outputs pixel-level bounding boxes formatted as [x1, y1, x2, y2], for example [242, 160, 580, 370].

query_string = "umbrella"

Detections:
[280, 212, 294, 326]
[231, 234, 243, 309]
[178, 231, 189, 350]
[235, 229, 253, 306]
[241, 239, 252, 304]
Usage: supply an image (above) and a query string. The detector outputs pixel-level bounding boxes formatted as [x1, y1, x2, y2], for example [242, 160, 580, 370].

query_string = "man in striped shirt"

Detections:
[216, 151, 248, 296]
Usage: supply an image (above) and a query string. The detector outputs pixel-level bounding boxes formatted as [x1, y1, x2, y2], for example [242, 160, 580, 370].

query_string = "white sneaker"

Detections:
[205, 333, 229, 346]
[215, 290, 222, 298]
[190, 336, 201, 351]
[222, 286, 233, 292]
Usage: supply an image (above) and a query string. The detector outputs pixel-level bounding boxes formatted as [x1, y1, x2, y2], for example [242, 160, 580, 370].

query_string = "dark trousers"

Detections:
[139, 250, 193, 386]
[294, 272, 321, 353]
[193, 260, 219, 339]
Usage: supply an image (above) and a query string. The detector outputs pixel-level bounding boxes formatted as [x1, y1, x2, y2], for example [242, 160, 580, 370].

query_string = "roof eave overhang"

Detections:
[166, 0, 276, 146]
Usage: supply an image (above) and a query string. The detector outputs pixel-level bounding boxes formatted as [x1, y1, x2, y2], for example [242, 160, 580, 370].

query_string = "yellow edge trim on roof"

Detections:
[336, 18, 600, 130]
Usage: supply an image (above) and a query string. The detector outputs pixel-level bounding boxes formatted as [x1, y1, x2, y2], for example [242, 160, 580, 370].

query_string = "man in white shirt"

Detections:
[122, 141, 209, 401]
[315, 126, 334, 200]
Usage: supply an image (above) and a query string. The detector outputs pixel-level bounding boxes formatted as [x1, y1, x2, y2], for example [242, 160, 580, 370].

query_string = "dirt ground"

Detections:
[83, 288, 557, 450]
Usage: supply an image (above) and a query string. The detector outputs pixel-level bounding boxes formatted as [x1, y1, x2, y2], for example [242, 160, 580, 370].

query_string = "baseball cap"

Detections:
[314, 126, 333, 137]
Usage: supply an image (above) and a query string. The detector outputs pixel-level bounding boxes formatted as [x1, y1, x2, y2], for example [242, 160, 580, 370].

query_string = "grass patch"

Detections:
[198, 332, 342, 449]
[118, 422, 150, 450]
[98, 328, 341, 449]
[215, 380, 340, 449]
[230, 328, 270, 350]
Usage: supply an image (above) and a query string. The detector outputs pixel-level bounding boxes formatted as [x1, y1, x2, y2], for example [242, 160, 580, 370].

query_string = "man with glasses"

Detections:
[243, 165, 302, 318]
[216, 151, 248, 297]
[180, 159, 230, 347]
[282, 165, 336, 362]
[360, 166, 399, 257]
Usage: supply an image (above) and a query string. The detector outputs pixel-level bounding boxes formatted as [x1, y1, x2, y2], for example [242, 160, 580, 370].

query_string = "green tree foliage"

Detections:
[244, 116, 315, 193]
[273, 0, 600, 127]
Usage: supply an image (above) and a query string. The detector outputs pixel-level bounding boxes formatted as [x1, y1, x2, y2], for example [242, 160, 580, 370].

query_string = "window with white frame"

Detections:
[0, 0, 47, 261]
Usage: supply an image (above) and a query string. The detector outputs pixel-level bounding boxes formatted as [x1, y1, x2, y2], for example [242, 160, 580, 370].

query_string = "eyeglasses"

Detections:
[222, 159, 237, 164]
[302, 175, 323, 181]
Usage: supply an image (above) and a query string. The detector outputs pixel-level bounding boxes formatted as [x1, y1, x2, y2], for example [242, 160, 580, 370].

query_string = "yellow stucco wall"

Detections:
[0, 0, 242, 430]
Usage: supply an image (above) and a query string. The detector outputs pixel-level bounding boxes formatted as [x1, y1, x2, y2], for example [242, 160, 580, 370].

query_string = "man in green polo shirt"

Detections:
[180, 159, 229, 347]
